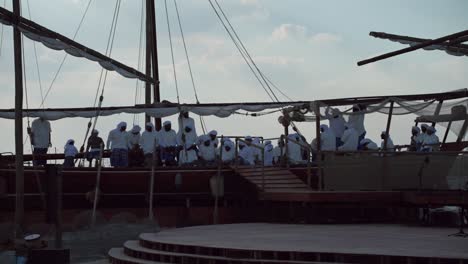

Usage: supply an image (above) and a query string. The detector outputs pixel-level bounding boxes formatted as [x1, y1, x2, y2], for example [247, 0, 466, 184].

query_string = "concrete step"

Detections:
[125, 240, 336, 264]
[108, 248, 167, 264]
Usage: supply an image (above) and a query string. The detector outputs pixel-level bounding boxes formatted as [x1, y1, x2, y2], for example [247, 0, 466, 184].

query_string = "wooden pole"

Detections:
[144, 0, 152, 124]
[358, 29, 468, 66]
[55, 166, 63, 249]
[91, 144, 103, 228]
[148, 0, 161, 130]
[13, 0, 24, 239]
[383, 101, 394, 150]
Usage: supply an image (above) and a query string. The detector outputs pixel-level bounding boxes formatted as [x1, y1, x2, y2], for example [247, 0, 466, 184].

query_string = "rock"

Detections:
[72, 210, 107, 230]
[109, 212, 138, 224]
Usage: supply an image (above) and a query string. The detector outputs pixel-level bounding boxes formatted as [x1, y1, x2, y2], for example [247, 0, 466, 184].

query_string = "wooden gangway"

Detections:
[231, 165, 313, 195]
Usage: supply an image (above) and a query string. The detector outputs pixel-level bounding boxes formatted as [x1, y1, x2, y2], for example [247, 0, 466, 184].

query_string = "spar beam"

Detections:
[357, 29, 468, 66]
[0, 6, 153, 83]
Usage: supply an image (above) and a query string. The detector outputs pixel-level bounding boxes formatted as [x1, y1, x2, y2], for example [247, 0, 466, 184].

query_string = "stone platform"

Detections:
[109, 223, 468, 263]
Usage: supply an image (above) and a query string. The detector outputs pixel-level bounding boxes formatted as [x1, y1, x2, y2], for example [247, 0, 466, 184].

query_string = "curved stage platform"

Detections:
[109, 223, 468, 264]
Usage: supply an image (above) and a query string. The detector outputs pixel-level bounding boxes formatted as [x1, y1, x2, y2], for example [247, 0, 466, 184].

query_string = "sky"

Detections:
[0, 0, 468, 153]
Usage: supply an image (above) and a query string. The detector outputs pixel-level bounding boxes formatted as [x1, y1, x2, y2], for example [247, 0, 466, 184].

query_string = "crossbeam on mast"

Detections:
[0, 6, 154, 83]
[357, 29, 468, 66]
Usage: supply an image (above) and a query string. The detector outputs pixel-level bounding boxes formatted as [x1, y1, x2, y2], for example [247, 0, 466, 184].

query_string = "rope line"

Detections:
[133, 0, 145, 125]
[173, 0, 199, 103]
[39, 0, 93, 108]
[213, 0, 280, 102]
[164, 0, 180, 104]
[25, 0, 45, 107]
[208, 0, 275, 102]
[0, 0, 5, 57]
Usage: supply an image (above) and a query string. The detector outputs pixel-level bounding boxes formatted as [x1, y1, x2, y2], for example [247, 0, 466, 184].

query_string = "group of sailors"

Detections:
[319, 104, 440, 153]
[27, 106, 441, 168]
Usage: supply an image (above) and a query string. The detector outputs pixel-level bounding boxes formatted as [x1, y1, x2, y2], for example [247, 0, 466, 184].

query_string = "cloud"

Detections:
[240, 0, 260, 6]
[271, 24, 307, 41]
[309, 33, 342, 44]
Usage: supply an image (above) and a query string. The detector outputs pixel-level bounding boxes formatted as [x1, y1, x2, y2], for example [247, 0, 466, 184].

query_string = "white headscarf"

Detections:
[131, 125, 141, 133]
[117, 122, 127, 130]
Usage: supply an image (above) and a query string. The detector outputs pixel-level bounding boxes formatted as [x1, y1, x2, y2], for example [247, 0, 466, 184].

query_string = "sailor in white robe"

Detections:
[324, 107, 346, 146]
[272, 140, 285, 165]
[179, 111, 197, 138]
[221, 139, 235, 164]
[252, 137, 263, 162]
[128, 125, 141, 149]
[360, 138, 379, 151]
[239, 136, 255, 165]
[380, 131, 395, 151]
[418, 124, 429, 145]
[287, 133, 304, 164]
[159, 120, 178, 165]
[421, 126, 440, 152]
[198, 134, 216, 164]
[338, 124, 359, 151]
[347, 104, 366, 144]
[410, 126, 421, 151]
[140, 122, 158, 166]
[177, 123, 198, 165]
[208, 130, 219, 148]
[263, 142, 274, 166]
[320, 124, 336, 151]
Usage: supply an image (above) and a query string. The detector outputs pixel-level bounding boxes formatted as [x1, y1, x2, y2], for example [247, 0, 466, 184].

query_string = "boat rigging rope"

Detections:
[0, 0, 5, 57]
[133, 0, 145, 126]
[39, 0, 93, 108]
[164, 0, 180, 104]
[213, 0, 280, 103]
[25, 0, 44, 107]
[173, 0, 207, 134]
[79, 0, 121, 158]
[208, 0, 275, 102]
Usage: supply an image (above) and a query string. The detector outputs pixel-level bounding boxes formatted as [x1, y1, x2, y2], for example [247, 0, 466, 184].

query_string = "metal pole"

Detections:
[13, 0, 24, 239]
[91, 143, 103, 228]
[315, 103, 322, 190]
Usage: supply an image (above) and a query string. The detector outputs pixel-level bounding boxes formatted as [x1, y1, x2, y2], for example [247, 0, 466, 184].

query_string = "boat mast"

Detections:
[145, 0, 161, 130]
[12, 0, 24, 238]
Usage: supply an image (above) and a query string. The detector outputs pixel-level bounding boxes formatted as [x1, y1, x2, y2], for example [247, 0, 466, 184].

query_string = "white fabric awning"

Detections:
[0, 102, 308, 121]
[0, 6, 153, 83]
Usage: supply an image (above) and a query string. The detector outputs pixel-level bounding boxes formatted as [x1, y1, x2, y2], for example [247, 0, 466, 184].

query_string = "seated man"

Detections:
[85, 129, 104, 167]
[221, 139, 235, 164]
[198, 135, 216, 166]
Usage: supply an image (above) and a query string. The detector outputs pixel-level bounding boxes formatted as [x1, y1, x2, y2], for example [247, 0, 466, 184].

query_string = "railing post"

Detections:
[261, 147, 265, 191]
[148, 143, 156, 221]
[91, 143, 104, 228]
[307, 149, 312, 187]
[214, 136, 224, 224]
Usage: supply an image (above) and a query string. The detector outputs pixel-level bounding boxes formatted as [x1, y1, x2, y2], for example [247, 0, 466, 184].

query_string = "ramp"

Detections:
[232, 166, 313, 197]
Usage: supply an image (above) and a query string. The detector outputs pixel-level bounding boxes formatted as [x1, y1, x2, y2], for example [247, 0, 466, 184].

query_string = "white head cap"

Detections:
[163, 120, 171, 126]
[427, 126, 436, 133]
[209, 130, 218, 136]
[421, 124, 429, 129]
[117, 122, 127, 129]
[131, 125, 141, 133]
[412, 126, 420, 133]
[360, 138, 371, 145]
[245, 136, 252, 141]
[92, 129, 99, 134]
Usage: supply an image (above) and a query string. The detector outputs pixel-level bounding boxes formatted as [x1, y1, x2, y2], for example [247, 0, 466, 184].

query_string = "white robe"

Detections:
[177, 131, 198, 164]
[348, 113, 366, 136]
[127, 133, 141, 149]
[380, 137, 395, 151]
[321, 129, 336, 151]
[263, 145, 274, 166]
[272, 146, 284, 164]
[140, 131, 158, 154]
[198, 144, 216, 161]
[221, 147, 235, 162]
[422, 134, 440, 151]
[338, 128, 359, 151]
[179, 116, 197, 138]
[324, 111, 346, 139]
[287, 141, 303, 164]
[239, 145, 255, 165]
[107, 129, 128, 150]
[159, 130, 177, 147]
[31, 119, 51, 148]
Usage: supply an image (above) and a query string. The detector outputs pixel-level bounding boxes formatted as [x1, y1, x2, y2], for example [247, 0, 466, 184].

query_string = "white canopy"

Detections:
[0, 102, 308, 121]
